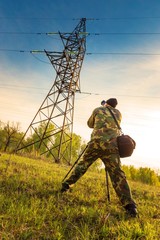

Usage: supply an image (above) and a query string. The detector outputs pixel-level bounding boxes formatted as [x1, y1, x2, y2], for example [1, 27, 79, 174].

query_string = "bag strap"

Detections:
[106, 107, 123, 133]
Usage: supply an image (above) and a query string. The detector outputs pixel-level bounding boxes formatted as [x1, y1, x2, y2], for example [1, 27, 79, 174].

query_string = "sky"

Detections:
[0, 0, 160, 171]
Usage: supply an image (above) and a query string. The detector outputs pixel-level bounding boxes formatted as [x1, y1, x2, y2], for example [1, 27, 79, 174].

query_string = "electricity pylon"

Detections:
[16, 18, 86, 164]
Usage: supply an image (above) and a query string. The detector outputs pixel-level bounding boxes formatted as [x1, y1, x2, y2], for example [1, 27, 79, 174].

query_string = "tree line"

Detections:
[0, 120, 86, 165]
[0, 121, 23, 153]
[122, 165, 160, 186]
[0, 120, 159, 186]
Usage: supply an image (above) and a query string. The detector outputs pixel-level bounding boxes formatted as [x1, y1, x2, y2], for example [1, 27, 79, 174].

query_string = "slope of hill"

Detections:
[0, 153, 159, 239]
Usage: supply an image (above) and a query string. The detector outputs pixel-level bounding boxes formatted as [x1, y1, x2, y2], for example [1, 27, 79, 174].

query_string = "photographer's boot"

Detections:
[60, 182, 70, 193]
[124, 204, 138, 218]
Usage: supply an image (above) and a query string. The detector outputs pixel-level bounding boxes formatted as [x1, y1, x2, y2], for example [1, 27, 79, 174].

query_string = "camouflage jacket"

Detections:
[87, 105, 122, 146]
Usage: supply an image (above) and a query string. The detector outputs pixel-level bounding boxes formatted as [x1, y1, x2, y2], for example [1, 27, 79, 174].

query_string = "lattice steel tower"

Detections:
[16, 18, 86, 163]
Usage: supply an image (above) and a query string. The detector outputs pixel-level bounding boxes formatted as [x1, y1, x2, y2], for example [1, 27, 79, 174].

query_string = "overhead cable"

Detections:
[2, 31, 160, 36]
[1, 48, 160, 56]
[86, 52, 160, 56]
[1, 16, 160, 20]
[79, 91, 160, 99]
[0, 84, 160, 99]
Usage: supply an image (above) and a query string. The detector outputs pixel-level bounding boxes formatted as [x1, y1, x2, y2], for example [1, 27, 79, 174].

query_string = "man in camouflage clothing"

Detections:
[61, 98, 137, 217]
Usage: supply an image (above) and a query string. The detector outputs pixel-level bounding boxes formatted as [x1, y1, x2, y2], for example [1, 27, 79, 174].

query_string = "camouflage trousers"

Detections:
[64, 140, 136, 207]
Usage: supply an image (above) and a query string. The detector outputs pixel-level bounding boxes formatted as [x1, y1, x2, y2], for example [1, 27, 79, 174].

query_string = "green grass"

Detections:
[0, 153, 160, 239]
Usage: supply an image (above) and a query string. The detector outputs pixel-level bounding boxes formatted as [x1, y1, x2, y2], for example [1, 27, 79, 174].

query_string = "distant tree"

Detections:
[70, 134, 87, 165]
[52, 131, 85, 164]
[15, 121, 86, 164]
[129, 165, 138, 181]
[0, 121, 23, 152]
[122, 165, 160, 186]
[24, 122, 55, 156]
[0, 121, 4, 150]
[137, 167, 159, 185]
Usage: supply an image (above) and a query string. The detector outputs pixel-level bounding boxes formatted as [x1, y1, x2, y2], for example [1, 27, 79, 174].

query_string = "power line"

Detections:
[86, 52, 160, 56]
[30, 52, 50, 64]
[0, 84, 160, 99]
[95, 16, 160, 20]
[0, 84, 49, 90]
[89, 32, 160, 36]
[2, 31, 160, 36]
[1, 48, 160, 56]
[80, 91, 160, 99]
[1, 16, 160, 20]
[0, 31, 63, 36]
[0, 49, 44, 53]
[0, 17, 77, 20]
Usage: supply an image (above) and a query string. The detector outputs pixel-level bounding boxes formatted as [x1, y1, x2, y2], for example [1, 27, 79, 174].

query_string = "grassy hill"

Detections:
[0, 153, 159, 240]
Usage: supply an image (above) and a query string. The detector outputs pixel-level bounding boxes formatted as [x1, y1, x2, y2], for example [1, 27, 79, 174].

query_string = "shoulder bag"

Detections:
[107, 107, 136, 158]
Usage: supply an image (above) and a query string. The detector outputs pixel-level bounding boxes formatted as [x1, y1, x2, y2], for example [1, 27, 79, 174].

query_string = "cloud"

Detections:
[0, 63, 53, 130]
[1, 51, 160, 170]
[82, 54, 160, 102]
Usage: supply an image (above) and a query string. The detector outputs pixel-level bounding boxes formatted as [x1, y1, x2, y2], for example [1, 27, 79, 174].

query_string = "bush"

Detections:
[122, 165, 160, 186]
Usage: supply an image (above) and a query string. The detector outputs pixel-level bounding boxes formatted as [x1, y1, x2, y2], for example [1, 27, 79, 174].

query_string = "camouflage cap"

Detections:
[106, 98, 118, 108]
